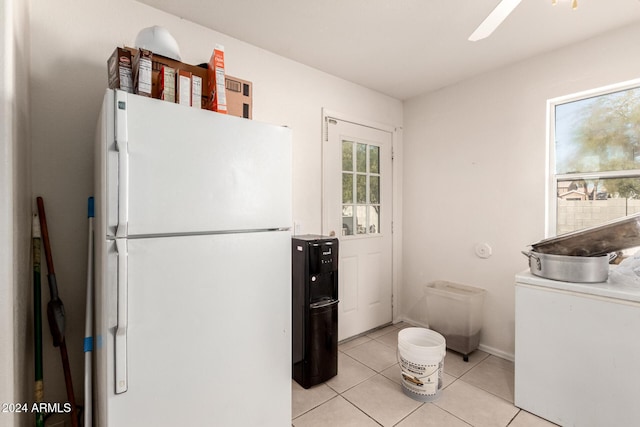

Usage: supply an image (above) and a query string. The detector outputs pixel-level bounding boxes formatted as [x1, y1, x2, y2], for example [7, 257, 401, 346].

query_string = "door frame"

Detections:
[321, 108, 403, 326]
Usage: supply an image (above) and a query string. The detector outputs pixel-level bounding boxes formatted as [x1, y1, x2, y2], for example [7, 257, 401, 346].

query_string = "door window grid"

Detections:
[342, 141, 381, 236]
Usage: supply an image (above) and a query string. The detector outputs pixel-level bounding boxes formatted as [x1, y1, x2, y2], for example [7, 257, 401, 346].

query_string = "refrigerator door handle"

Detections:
[114, 238, 128, 394]
[115, 90, 128, 238]
[115, 140, 128, 238]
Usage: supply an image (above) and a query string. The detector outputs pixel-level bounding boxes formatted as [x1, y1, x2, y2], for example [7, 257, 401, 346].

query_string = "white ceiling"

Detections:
[136, 0, 640, 100]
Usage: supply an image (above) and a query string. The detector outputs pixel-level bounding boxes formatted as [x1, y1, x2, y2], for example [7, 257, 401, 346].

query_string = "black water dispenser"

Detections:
[292, 235, 339, 389]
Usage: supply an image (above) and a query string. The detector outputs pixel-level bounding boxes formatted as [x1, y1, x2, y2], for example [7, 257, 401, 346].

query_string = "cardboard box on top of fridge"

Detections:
[191, 75, 202, 109]
[206, 44, 227, 113]
[107, 47, 134, 93]
[159, 65, 175, 103]
[176, 69, 192, 106]
[133, 48, 153, 97]
[225, 75, 252, 119]
[111, 46, 247, 114]
[123, 47, 208, 108]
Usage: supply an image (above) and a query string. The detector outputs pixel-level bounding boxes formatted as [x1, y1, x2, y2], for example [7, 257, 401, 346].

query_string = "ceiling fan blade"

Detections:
[468, 0, 523, 41]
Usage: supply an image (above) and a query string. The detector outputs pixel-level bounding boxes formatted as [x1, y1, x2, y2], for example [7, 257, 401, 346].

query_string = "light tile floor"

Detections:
[292, 322, 558, 427]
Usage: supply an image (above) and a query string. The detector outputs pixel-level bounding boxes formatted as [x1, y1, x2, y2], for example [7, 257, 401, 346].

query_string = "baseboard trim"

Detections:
[478, 343, 514, 362]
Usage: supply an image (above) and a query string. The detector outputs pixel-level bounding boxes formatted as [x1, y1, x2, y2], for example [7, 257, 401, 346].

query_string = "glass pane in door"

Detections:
[342, 141, 353, 171]
[357, 143, 367, 173]
[370, 176, 379, 204]
[342, 173, 353, 204]
[356, 175, 367, 204]
[342, 205, 354, 236]
[356, 206, 367, 235]
[369, 206, 380, 234]
[370, 146, 380, 174]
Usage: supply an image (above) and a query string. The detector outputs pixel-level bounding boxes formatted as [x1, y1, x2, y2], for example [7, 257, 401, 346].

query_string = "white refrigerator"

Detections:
[93, 89, 292, 426]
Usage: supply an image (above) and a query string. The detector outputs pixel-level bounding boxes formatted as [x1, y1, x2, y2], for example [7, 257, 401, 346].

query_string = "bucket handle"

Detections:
[396, 349, 440, 386]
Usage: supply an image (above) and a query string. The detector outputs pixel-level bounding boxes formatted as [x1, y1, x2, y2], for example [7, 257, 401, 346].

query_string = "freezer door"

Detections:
[106, 90, 292, 237]
[98, 230, 291, 426]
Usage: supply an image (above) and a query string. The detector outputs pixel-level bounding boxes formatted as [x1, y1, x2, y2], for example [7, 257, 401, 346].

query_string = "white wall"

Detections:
[402, 23, 640, 359]
[29, 0, 402, 405]
[1, 0, 31, 426]
[26, 0, 640, 410]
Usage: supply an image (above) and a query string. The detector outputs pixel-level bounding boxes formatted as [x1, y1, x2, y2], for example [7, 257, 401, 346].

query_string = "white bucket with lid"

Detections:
[397, 327, 446, 402]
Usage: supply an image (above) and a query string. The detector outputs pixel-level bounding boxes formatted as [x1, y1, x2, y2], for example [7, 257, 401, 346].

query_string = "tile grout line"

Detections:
[505, 408, 523, 427]
[337, 384, 386, 427]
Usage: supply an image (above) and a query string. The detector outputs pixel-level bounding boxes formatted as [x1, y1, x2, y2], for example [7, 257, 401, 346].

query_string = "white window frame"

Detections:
[546, 77, 640, 237]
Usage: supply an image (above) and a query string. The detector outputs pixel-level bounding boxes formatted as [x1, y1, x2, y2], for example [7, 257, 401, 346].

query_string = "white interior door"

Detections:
[323, 117, 393, 340]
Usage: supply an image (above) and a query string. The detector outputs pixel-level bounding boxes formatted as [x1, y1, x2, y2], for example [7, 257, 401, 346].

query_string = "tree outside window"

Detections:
[550, 81, 640, 237]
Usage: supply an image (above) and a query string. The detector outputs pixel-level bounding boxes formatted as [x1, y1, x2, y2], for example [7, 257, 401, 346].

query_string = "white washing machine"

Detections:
[515, 270, 640, 426]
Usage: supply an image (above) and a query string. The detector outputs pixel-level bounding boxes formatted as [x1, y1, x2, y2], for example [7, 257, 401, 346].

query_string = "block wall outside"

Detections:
[557, 199, 640, 234]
